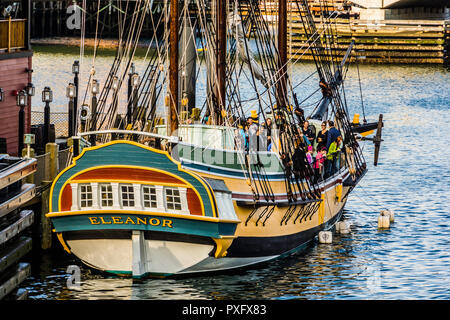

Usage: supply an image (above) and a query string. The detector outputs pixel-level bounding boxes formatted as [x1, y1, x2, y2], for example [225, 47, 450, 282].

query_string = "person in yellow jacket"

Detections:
[325, 135, 342, 178]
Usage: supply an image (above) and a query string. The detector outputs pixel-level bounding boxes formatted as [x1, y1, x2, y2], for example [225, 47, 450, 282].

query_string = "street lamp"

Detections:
[42, 86, 53, 103]
[112, 76, 119, 91]
[131, 73, 140, 88]
[66, 83, 76, 98]
[129, 62, 135, 76]
[42, 87, 53, 145]
[91, 79, 100, 95]
[17, 89, 27, 107]
[67, 83, 76, 137]
[16, 90, 27, 155]
[72, 60, 80, 75]
[26, 82, 35, 97]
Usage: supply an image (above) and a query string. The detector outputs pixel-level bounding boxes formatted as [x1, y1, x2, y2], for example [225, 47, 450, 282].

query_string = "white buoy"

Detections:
[318, 231, 332, 244]
[381, 209, 395, 223]
[378, 211, 390, 229]
[336, 221, 351, 234]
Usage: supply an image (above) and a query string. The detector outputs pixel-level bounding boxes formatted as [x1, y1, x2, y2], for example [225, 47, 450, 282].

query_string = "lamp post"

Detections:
[72, 60, 80, 133]
[42, 86, 53, 146]
[130, 72, 140, 124]
[90, 79, 99, 145]
[66, 83, 76, 137]
[127, 63, 135, 124]
[16, 90, 27, 156]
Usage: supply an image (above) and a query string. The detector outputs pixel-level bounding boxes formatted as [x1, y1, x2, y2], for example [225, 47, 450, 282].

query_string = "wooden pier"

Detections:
[258, 1, 449, 64]
[287, 17, 448, 64]
[0, 155, 36, 300]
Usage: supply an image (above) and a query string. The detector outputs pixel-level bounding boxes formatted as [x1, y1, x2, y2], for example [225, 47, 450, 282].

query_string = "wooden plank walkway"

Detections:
[0, 156, 36, 300]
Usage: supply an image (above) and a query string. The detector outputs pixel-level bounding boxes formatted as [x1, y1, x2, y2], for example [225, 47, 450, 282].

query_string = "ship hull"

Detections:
[47, 140, 357, 278]
[55, 204, 344, 277]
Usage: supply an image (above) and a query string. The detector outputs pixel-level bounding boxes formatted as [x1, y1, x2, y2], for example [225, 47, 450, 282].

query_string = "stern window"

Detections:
[121, 185, 135, 207]
[142, 186, 157, 208]
[100, 184, 113, 207]
[165, 188, 182, 210]
[80, 184, 93, 208]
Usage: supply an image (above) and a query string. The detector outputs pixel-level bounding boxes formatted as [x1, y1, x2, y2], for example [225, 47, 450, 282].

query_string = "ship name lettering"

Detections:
[88, 216, 173, 228]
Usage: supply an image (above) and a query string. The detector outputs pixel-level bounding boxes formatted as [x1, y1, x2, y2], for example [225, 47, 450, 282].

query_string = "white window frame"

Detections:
[164, 187, 189, 214]
[120, 184, 136, 208]
[79, 183, 94, 209]
[142, 185, 158, 209]
[99, 183, 114, 208]
[69, 182, 190, 215]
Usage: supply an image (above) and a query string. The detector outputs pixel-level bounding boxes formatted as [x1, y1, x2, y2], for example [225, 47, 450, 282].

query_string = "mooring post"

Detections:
[40, 142, 59, 250]
[41, 179, 52, 250]
[21, 147, 35, 184]
[46, 142, 59, 181]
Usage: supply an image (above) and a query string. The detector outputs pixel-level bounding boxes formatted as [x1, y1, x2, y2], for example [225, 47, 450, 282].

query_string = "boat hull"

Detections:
[47, 140, 356, 277]
[53, 202, 345, 277]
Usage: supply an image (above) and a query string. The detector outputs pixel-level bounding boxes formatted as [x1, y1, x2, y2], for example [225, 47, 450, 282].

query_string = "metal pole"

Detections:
[44, 101, 50, 145]
[18, 106, 25, 155]
[68, 97, 74, 137]
[74, 72, 79, 133]
[90, 95, 97, 145]
[127, 78, 132, 124]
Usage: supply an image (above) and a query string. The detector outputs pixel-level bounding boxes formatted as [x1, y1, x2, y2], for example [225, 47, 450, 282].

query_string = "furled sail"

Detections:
[228, 11, 268, 89]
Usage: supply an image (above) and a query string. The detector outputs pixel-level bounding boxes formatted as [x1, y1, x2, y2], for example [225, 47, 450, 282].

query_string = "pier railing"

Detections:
[31, 111, 69, 138]
[0, 18, 26, 52]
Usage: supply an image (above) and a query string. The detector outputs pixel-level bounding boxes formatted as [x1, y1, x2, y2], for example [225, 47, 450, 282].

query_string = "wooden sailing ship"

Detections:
[46, 0, 382, 278]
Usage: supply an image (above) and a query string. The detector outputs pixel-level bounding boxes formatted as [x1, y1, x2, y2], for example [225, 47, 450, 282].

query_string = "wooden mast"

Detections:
[215, 0, 227, 125]
[169, 0, 179, 135]
[277, 0, 288, 109]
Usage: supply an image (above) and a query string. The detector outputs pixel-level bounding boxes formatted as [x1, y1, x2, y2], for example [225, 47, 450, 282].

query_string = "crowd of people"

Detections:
[235, 110, 343, 182]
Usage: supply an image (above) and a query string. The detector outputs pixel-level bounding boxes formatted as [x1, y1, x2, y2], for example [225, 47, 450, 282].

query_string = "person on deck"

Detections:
[294, 106, 305, 125]
[302, 120, 315, 145]
[314, 147, 326, 183]
[316, 121, 328, 151]
[334, 135, 343, 173]
[265, 117, 272, 148]
[306, 145, 314, 167]
[247, 117, 259, 152]
[325, 120, 341, 152]
[325, 135, 342, 178]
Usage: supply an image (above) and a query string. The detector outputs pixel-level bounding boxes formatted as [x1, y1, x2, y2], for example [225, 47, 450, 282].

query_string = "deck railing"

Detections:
[0, 18, 26, 52]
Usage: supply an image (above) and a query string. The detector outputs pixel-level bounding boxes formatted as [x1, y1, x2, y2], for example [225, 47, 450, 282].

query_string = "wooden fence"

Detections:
[0, 18, 26, 52]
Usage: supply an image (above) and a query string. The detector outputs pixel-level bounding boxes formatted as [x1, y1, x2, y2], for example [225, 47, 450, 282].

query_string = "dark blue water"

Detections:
[21, 47, 450, 299]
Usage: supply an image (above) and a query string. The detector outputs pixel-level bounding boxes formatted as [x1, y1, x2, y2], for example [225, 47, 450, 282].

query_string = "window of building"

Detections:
[100, 184, 113, 207]
[165, 188, 182, 210]
[80, 184, 93, 208]
[142, 185, 157, 209]
[121, 184, 135, 207]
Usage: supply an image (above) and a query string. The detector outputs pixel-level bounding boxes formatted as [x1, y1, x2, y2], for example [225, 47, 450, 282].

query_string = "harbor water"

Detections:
[21, 45, 450, 300]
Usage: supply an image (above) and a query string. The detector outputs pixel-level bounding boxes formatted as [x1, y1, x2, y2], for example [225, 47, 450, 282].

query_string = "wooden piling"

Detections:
[40, 180, 52, 250]
[39, 143, 59, 250]
[46, 142, 59, 180]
